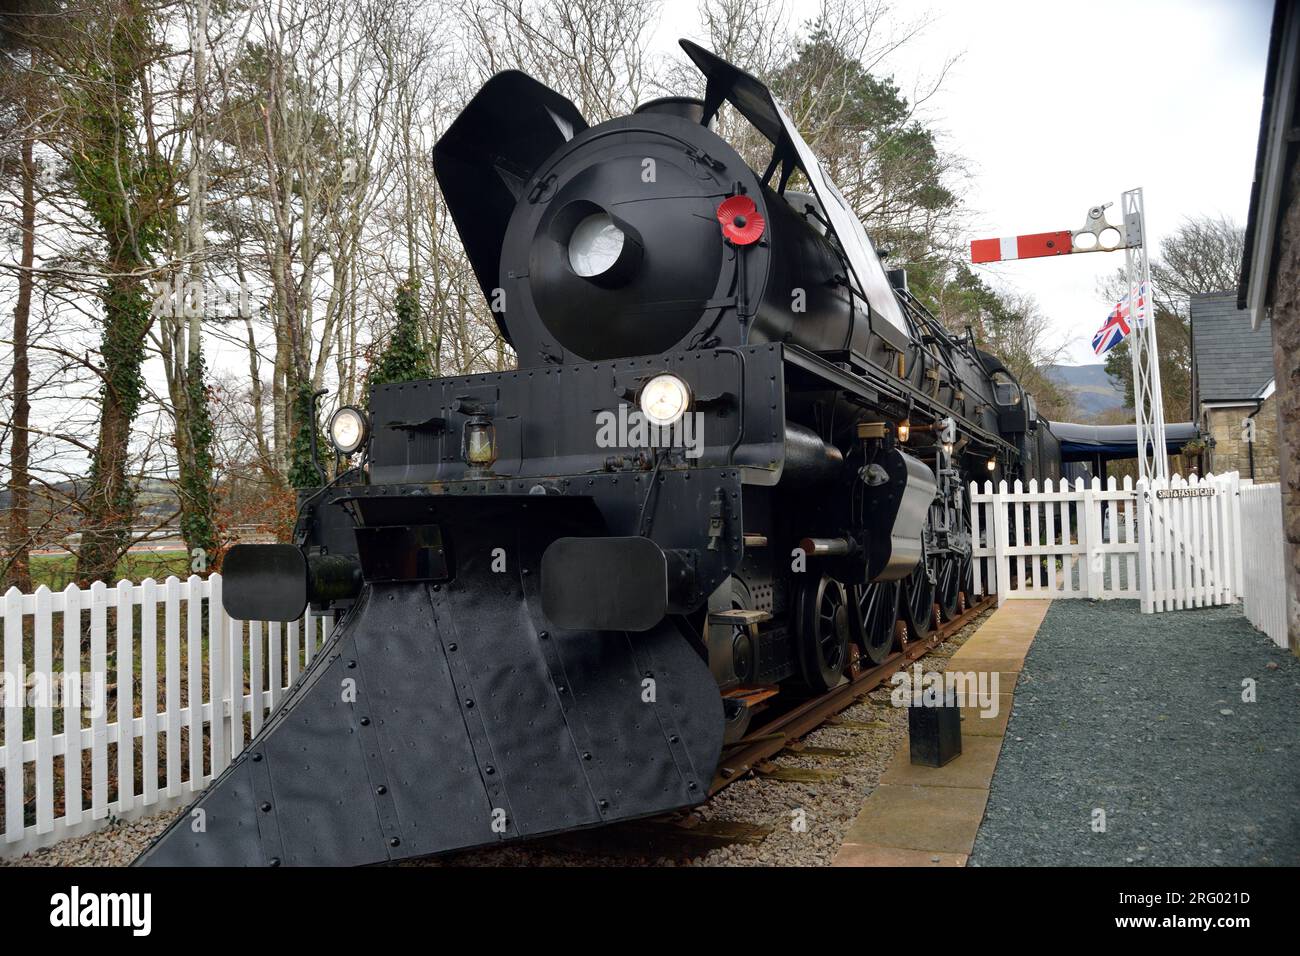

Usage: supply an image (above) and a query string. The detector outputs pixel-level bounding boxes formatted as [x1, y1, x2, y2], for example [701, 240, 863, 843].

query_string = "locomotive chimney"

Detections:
[634, 96, 711, 126]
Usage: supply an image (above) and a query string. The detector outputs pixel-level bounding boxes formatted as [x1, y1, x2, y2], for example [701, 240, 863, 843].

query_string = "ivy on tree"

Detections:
[287, 384, 328, 491]
[367, 279, 433, 395]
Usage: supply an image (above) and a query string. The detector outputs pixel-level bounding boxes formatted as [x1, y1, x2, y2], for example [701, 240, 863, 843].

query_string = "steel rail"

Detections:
[709, 594, 995, 794]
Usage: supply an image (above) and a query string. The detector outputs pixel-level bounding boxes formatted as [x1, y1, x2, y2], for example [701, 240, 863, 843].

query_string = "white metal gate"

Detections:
[1136, 472, 1243, 613]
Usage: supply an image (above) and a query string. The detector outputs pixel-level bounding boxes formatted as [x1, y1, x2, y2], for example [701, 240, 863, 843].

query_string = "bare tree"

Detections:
[32, 1, 191, 584]
[458, 0, 661, 121]
[1100, 215, 1245, 422]
[0, 0, 58, 589]
[206, 0, 415, 482]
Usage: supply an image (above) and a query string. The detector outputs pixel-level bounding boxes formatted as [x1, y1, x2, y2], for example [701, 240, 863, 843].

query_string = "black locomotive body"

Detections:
[136, 42, 1061, 867]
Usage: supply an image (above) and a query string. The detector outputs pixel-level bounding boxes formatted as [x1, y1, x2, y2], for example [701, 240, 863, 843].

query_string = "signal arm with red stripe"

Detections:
[969, 201, 1142, 264]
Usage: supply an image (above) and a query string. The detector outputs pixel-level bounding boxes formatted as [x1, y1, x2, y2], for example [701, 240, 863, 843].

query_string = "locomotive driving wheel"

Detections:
[943, 494, 976, 616]
[849, 579, 902, 666]
[936, 554, 964, 621]
[902, 558, 936, 639]
[795, 574, 851, 693]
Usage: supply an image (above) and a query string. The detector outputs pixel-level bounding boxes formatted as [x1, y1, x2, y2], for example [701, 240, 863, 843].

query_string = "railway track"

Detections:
[712, 593, 995, 795]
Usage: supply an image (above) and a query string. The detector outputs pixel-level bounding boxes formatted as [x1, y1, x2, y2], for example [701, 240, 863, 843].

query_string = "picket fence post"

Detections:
[34, 587, 53, 837]
[3, 587, 23, 844]
[62, 582, 83, 829]
[210, 573, 228, 778]
[89, 580, 108, 820]
[1230, 473, 1244, 600]
[116, 579, 135, 814]
[141, 578, 159, 808]
[992, 479, 1009, 603]
[1083, 477, 1103, 599]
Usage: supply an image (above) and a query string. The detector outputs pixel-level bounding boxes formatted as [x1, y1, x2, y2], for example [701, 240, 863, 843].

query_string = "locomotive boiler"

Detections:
[135, 42, 1062, 866]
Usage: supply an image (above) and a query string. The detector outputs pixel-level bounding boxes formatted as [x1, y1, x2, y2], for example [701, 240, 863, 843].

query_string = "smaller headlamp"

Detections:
[328, 405, 368, 456]
[464, 415, 497, 469]
[896, 419, 911, 443]
[639, 373, 691, 428]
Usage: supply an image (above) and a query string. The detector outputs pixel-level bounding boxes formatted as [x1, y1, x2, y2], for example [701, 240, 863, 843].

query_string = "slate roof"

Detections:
[1190, 292, 1276, 404]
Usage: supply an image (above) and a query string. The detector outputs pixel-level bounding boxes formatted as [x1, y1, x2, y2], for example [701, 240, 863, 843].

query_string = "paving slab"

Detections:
[960, 693, 1015, 737]
[840, 783, 990, 855]
[943, 653, 1028, 674]
[955, 631, 1038, 652]
[832, 599, 1049, 866]
[832, 844, 968, 867]
[882, 733, 1004, 789]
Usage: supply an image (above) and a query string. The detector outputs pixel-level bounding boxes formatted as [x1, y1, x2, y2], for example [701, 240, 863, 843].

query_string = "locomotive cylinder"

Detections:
[781, 421, 844, 485]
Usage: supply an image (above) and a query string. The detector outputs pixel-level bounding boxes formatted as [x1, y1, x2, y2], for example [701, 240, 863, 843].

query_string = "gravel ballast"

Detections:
[970, 600, 1300, 866]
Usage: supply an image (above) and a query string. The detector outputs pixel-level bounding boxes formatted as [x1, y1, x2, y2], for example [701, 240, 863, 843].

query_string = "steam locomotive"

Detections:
[136, 41, 1062, 866]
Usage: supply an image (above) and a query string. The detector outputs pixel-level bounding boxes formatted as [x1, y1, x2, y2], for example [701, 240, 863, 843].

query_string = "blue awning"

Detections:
[1046, 421, 1199, 462]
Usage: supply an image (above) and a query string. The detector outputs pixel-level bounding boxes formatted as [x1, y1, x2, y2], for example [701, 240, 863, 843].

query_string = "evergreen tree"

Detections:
[366, 279, 432, 396]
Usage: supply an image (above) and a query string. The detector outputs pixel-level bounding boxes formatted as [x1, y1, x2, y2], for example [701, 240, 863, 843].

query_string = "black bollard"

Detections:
[909, 686, 962, 767]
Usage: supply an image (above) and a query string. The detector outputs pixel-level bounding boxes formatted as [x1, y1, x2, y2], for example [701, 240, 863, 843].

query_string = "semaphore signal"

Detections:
[970, 189, 1168, 484]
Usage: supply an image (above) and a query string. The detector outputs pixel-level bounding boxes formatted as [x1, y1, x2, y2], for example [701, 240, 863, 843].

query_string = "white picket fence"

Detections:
[970, 473, 1245, 612]
[970, 476, 1143, 601]
[1240, 482, 1288, 647]
[0, 574, 333, 858]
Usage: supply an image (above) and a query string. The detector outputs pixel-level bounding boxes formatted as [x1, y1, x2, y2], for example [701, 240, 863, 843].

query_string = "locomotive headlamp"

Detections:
[639, 373, 691, 427]
[568, 212, 626, 278]
[896, 419, 911, 443]
[328, 405, 368, 455]
[463, 415, 497, 468]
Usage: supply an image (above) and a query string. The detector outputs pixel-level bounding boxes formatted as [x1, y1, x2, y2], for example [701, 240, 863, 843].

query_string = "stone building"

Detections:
[1189, 292, 1279, 481]
[1238, 0, 1298, 653]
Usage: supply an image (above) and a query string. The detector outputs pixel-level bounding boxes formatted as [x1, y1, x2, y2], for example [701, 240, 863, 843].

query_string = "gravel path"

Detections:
[971, 600, 1300, 866]
[2, 609, 990, 867]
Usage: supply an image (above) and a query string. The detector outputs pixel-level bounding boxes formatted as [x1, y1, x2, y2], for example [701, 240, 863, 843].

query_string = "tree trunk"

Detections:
[173, 0, 217, 567]
[76, 267, 152, 585]
[3, 132, 35, 592]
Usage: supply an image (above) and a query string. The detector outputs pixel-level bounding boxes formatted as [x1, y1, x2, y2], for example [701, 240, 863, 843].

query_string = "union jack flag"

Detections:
[1091, 282, 1149, 355]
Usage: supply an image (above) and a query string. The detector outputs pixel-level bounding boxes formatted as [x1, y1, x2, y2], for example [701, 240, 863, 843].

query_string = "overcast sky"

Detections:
[655, 0, 1275, 365]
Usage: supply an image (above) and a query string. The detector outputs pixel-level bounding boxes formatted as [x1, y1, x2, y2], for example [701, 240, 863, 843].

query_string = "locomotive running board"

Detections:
[133, 504, 724, 866]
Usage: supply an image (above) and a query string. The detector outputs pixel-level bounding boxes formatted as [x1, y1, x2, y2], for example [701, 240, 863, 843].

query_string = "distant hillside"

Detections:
[1046, 363, 1126, 420]
[0, 478, 178, 522]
